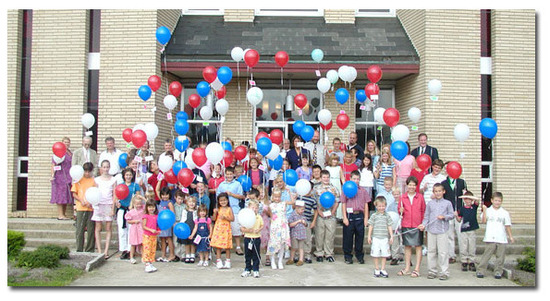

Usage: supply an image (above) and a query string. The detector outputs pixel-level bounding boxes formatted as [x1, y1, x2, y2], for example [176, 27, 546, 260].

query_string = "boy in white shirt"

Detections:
[419, 159, 446, 203]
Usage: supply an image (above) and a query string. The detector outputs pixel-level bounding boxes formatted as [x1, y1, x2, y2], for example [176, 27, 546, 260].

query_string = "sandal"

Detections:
[411, 270, 420, 278]
[157, 257, 168, 262]
[235, 247, 244, 256]
[397, 269, 411, 276]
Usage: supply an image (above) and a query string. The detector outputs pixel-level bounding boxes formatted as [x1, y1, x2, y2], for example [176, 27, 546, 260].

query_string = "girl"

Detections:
[190, 204, 212, 267]
[247, 157, 264, 189]
[374, 150, 396, 194]
[146, 160, 161, 203]
[210, 192, 234, 269]
[259, 186, 272, 266]
[273, 175, 295, 220]
[142, 200, 159, 273]
[179, 196, 198, 263]
[157, 187, 176, 262]
[50, 136, 73, 220]
[125, 195, 145, 264]
[115, 167, 141, 260]
[296, 155, 312, 180]
[208, 163, 225, 217]
[394, 142, 415, 195]
[93, 160, 117, 259]
[325, 154, 343, 195]
[366, 140, 380, 168]
[265, 188, 291, 270]
[359, 153, 375, 211]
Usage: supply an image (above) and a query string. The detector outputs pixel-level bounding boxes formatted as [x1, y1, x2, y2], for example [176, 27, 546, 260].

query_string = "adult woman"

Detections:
[285, 136, 310, 170]
[366, 140, 380, 168]
[50, 137, 73, 220]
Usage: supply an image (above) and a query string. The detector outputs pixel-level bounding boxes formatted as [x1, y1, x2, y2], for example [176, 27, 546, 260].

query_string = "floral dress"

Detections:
[266, 201, 291, 256]
[210, 206, 233, 250]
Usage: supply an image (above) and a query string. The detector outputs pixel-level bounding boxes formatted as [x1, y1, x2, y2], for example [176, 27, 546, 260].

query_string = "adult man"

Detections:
[72, 136, 98, 175]
[440, 174, 468, 264]
[279, 138, 291, 158]
[347, 132, 364, 161]
[304, 130, 326, 168]
[159, 138, 181, 162]
[411, 133, 439, 161]
[98, 137, 123, 176]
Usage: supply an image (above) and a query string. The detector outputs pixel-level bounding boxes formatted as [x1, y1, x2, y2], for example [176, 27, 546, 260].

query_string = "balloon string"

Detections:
[237, 62, 241, 104]
[280, 68, 283, 87]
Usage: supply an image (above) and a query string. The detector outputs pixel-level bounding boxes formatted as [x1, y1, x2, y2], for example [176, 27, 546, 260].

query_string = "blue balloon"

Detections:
[174, 119, 189, 135]
[479, 118, 498, 139]
[174, 223, 191, 239]
[158, 210, 176, 230]
[320, 191, 335, 208]
[196, 81, 211, 97]
[118, 153, 128, 168]
[172, 160, 187, 176]
[174, 136, 189, 152]
[217, 66, 233, 85]
[342, 181, 358, 198]
[222, 141, 233, 151]
[293, 120, 306, 135]
[238, 175, 252, 192]
[138, 85, 152, 101]
[268, 155, 283, 170]
[311, 48, 324, 63]
[257, 137, 273, 156]
[391, 141, 408, 161]
[300, 125, 314, 142]
[355, 90, 367, 103]
[283, 169, 298, 186]
[335, 88, 349, 105]
[176, 111, 189, 120]
[156, 26, 171, 45]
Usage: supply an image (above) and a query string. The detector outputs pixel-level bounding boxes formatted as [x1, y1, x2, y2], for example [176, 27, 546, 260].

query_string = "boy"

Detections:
[456, 191, 480, 272]
[287, 201, 308, 266]
[301, 182, 318, 263]
[440, 172, 468, 264]
[240, 200, 264, 278]
[71, 162, 96, 253]
[217, 166, 246, 258]
[419, 159, 446, 203]
[418, 183, 455, 280]
[192, 182, 210, 213]
[367, 196, 394, 277]
[172, 190, 187, 262]
[326, 137, 344, 164]
[376, 178, 401, 264]
[340, 170, 370, 264]
[476, 192, 514, 279]
[313, 170, 340, 262]
[311, 165, 322, 188]
[244, 187, 260, 209]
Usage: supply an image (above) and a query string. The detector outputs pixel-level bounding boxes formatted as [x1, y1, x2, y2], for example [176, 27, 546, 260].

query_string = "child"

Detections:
[259, 187, 272, 266]
[456, 191, 481, 272]
[192, 182, 210, 213]
[296, 155, 312, 180]
[311, 165, 322, 188]
[179, 196, 198, 263]
[240, 200, 264, 278]
[115, 167, 142, 260]
[367, 196, 394, 278]
[341, 170, 370, 264]
[142, 200, 159, 273]
[157, 187, 176, 262]
[350, 148, 362, 168]
[313, 170, 340, 262]
[71, 162, 96, 253]
[93, 160, 117, 258]
[326, 137, 344, 163]
[287, 201, 308, 266]
[208, 163, 225, 216]
[476, 192, 514, 279]
[173, 190, 187, 261]
[265, 188, 291, 269]
[359, 153, 375, 199]
[374, 149, 396, 194]
[190, 204, 212, 267]
[389, 186, 403, 264]
[301, 182, 318, 263]
[247, 157, 264, 189]
[216, 166, 245, 256]
[245, 187, 260, 209]
[341, 150, 358, 183]
[419, 159, 446, 203]
[146, 160, 161, 203]
[418, 183, 455, 280]
[211, 192, 234, 269]
[125, 195, 145, 264]
[325, 154, 343, 196]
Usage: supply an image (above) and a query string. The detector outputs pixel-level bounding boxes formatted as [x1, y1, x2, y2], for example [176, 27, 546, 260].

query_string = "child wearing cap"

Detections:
[456, 191, 480, 272]
[287, 200, 308, 266]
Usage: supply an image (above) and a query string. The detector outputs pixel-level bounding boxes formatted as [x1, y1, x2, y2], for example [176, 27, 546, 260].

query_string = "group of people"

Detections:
[52, 130, 514, 280]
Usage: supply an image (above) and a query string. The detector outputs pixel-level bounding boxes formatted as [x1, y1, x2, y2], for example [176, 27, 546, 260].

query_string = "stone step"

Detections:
[12, 228, 118, 240]
[23, 238, 119, 250]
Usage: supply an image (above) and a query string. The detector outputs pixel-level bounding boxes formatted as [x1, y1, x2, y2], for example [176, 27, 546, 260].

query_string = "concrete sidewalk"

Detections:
[70, 252, 518, 287]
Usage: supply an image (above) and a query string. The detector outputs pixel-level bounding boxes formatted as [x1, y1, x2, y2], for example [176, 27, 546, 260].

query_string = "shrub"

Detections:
[8, 230, 26, 259]
[516, 247, 535, 273]
[16, 249, 60, 269]
[36, 244, 70, 260]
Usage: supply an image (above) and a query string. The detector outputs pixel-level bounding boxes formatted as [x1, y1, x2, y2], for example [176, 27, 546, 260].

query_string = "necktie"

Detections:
[313, 145, 317, 164]
[421, 147, 425, 155]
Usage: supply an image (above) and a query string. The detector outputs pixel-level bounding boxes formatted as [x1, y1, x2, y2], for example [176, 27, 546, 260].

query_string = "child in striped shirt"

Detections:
[367, 196, 394, 278]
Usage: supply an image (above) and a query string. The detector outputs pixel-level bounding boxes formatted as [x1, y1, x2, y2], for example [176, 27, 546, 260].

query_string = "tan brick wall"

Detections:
[221, 80, 254, 144]
[224, 9, 254, 22]
[324, 9, 355, 24]
[491, 10, 535, 224]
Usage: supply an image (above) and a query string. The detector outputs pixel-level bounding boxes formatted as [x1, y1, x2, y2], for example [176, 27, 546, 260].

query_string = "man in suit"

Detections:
[440, 174, 467, 264]
[72, 136, 98, 175]
[411, 133, 439, 161]
[304, 130, 327, 168]
[347, 131, 364, 161]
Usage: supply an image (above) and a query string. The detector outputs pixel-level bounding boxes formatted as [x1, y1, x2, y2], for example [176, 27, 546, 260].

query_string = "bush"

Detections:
[516, 247, 535, 273]
[36, 244, 70, 260]
[8, 230, 26, 259]
[16, 250, 60, 269]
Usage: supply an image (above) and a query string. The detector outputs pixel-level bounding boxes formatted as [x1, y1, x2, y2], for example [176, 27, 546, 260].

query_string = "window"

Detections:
[255, 9, 324, 17]
[354, 87, 395, 150]
[355, 9, 395, 17]
[182, 9, 224, 15]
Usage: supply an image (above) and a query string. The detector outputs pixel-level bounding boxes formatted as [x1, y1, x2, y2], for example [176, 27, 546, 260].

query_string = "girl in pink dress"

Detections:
[125, 195, 145, 264]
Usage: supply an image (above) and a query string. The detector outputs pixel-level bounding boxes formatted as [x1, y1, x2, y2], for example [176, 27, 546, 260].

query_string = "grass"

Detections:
[8, 264, 83, 287]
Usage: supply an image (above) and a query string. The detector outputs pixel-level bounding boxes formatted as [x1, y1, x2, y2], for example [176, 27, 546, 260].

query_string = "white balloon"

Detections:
[295, 179, 312, 196]
[392, 124, 410, 142]
[318, 109, 332, 125]
[211, 77, 224, 91]
[184, 150, 197, 169]
[326, 70, 339, 84]
[85, 187, 101, 206]
[428, 79, 442, 96]
[338, 65, 349, 82]
[200, 106, 213, 120]
[215, 98, 229, 116]
[317, 78, 331, 94]
[237, 208, 256, 229]
[408, 107, 422, 124]
[163, 95, 178, 110]
[266, 144, 280, 160]
[205, 142, 224, 165]
[231, 47, 244, 62]
[454, 123, 470, 142]
[247, 87, 263, 106]
[143, 122, 159, 141]
[374, 107, 386, 123]
[52, 155, 65, 164]
[132, 123, 145, 133]
[69, 165, 84, 183]
[158, 155, 174, 173]
[348, 66, 357, 82]
[81, 113, 95, 129]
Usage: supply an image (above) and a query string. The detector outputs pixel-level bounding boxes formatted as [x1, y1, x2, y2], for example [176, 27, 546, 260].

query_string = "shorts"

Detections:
[370, 237, 391, 257]
[230, 220, 242, 236]
[291, 238, 305, 250]
[91, 204, 114, 222]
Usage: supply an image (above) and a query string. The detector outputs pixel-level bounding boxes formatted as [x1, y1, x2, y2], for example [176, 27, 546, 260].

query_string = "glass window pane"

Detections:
[258, 89, 321, 122]
[356, 88, 393, 122]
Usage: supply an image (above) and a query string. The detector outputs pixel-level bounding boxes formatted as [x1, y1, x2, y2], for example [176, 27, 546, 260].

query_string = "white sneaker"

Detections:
[241, 270, 251, 277]
[224, 260, 231, 269]
[253, 271, 260, 278]
[197, 260, 204, 266]
[203, 260, 209, 267]
[150, 264, 157, 272]
[130, 258, 137, 264]
[216, 260, 223, 269]
[145, 264, 156, 273]
[422, 245, 428, 256]
[271, 261, 277, 270]
[278, 261, 284, 270]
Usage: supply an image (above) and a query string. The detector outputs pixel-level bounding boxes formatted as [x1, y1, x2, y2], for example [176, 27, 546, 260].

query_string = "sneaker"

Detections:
[197, 260, 204, 266]
[150, 264, 157, 272]
[344, 258, 353, 264]
[145, 264, 154, 273]
[461, 263, 468, 271]
[305, 258, 312, 264]
[253, 271, 260, 278]
[316, 256, 324, 262]
[130, 258, 137, 264]
[184, 257, 190, 263]
[469, 263, 476, 271]
[374, 269, 381, 277]
[494, 273, 502, 279]
[439, 275, 449, 280]
[421, 246, 427, 256]
[203, 261, 209, 267]
[190, 257, 195, 263]
[326, 256, 335, 262]
[120, 251, 130, 260]
[216, 260, 223, 269]
[380, 270, 389, 278]
[358, 259, 365, 264]
[224, 260, 231, 269]
[476, 272, 484, 278]
[241, 270, 251, 277]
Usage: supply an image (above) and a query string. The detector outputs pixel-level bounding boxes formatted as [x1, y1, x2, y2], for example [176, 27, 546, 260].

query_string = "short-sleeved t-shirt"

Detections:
[71, 177, 96, 212]
[119, 182, 141, 208]
[458, 204, 479, 232]
[368, 211, 393, 239]
[142, 214, 159, 236]
[483, 206, 512, 243]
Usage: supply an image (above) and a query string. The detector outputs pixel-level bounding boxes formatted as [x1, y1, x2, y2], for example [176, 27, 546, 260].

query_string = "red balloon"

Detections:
[216, 86, 226, 99]
[269, 129, 284, 145]
[222, 150, 234, 167]
[367, 65, 383, 83]
[169, 81, 182, 97]
[270, 112, 278, 120]
[192, 148, 207, 167]
[131, 130, 147, 148]
[256, 108, 263, 118]
[114, 184, 129, 200]
[148, 75, 162, 92]
[177, 168, 195, 187]
[188, 94, 201, 109]
[234, 145, 248, 161]
[52, 142, 67, 158]
[244, 49, 259, 68]
[446, 161, 463, 179]
[383, 108, 400, 128]
[416, 154, 432, 172]
[294, 94, 307, 109]
[163, 169, 178, 184]
[320, 120, 333, 131]
[122, 128, 133, 143]
[336, 113, 350, 130]
[255, 132, 269, 143]
[274, 51, 289, 68]
[365, 83, 380, 100]
[202, 66, 217, 83]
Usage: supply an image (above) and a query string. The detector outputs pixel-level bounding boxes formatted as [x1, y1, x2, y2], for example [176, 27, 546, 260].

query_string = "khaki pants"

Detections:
[173, 234, 185, 258]
[427, 232, 449, 276]
[304, 223, 313, 260]
[459, 231, 476, 263]
[478, 242, 507, 276]
[447, 219, 462, 259]
[391, 231, 403, 259]
[314, 216, 336, 257]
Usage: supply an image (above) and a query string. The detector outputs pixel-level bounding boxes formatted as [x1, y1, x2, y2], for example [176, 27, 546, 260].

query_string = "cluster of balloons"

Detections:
[120, 123, 159, 149]
[291, 120, 315, 142]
